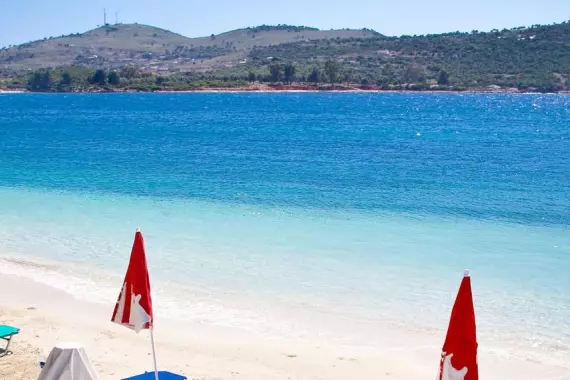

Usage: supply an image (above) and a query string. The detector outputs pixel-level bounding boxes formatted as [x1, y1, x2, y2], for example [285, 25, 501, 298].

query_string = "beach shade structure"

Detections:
[437, 269, 478, 380]
[0, 324, 19, 357]
[37, 343, 98, 380]
[112, 229, 175, 380]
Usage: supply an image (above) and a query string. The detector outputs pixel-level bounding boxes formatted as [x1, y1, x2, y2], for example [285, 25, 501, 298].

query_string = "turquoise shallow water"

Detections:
[0, 93, 569, 365]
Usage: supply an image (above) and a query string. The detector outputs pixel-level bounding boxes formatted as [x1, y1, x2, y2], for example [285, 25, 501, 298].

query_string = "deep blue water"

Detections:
[1, 93, 568, 225]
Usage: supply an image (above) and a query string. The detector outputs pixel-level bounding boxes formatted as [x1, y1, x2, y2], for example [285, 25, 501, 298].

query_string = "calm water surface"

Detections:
[0, 93, 568, 365]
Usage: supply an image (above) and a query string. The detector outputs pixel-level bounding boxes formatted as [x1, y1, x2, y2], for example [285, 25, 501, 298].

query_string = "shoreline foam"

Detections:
[0, 270, 432, 380]
[1, 257, 568, 379]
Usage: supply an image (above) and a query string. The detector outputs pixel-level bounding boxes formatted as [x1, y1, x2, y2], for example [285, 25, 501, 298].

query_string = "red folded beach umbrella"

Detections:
[437, 270, 478, 380]
[112, 229, 159, 380]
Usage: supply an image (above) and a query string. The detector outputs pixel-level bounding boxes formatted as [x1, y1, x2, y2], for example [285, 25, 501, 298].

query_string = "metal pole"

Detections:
[150, 326, 159, 380]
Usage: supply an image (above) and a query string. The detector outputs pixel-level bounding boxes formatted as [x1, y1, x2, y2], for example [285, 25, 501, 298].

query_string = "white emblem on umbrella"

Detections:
[130, 290, 151, 333]
[438, 353, 468, 380]
[112, 283, 151, 333]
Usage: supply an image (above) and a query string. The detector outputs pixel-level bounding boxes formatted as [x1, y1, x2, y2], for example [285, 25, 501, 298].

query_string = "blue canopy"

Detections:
[122, 371, 186, 380]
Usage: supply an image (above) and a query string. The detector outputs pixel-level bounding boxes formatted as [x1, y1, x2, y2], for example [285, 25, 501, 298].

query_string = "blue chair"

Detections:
[0, 325, 20, 357]
[122, 371, 186, 380]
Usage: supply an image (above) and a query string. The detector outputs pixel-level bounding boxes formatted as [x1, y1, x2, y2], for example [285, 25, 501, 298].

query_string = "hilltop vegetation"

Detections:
[246, 22, 570, 91]
[1, 21, 570, 92]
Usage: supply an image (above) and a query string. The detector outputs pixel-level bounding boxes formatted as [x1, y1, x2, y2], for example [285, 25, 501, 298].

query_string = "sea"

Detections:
[0, 93, 568, 369]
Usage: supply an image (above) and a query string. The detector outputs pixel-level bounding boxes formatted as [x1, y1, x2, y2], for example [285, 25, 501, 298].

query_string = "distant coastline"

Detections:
[2, 22, 570, 95]
[2, 86, 567, 94]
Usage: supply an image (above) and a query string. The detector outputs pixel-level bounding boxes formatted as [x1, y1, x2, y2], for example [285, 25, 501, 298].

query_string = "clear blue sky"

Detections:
[1, 0, 569, 47]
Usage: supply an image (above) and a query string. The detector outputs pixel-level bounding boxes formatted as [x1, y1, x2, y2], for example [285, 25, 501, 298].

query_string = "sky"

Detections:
[1, 0, 569, 47]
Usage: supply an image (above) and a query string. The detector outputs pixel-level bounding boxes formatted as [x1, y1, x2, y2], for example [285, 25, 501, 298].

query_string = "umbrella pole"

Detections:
[150, 326, 159, 380]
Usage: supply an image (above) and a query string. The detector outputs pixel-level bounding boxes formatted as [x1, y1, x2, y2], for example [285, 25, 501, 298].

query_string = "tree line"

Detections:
[20, 56, 558, 93]
[255, 60, 344, 84]
[25, 60, 353, 92]
[28, 68, 123, 91]
[25, 66, 251, 92]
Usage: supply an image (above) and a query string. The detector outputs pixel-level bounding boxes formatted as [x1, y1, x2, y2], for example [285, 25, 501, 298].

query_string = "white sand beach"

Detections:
[1, 270, 566, 380]
[0, 272, 427, 380]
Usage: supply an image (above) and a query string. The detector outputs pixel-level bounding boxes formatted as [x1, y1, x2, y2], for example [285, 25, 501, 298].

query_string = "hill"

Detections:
[1, 21, 569, 92]
[0, 23, 378, 73]
[245, 22, 570, 91]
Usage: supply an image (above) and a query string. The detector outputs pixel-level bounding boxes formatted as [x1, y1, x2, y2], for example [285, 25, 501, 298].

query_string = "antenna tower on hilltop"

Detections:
[103, 8, 107, 25]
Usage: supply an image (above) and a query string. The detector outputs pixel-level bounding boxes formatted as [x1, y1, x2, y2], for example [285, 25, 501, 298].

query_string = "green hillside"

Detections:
[246, 22, 570, 91]
[1, 21, 569, 92]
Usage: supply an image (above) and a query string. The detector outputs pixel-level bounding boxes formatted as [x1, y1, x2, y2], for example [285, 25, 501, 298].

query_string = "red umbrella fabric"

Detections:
[111, 230, 154, 333]
[438, 270, 478, 380]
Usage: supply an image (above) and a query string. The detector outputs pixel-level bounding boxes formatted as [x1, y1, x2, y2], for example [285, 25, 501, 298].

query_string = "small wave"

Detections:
[0, 256, 296, 338]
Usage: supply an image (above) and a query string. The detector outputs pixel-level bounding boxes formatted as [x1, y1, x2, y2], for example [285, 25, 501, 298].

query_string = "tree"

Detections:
[341, 72, 353, 83]
[382, 64, 395, 80]
[403, 65, 425, 83]
[108, 71, 120, 85]
[247, 71, 256, 82]
[28, 70, 53, 91]
[283, 62, 296, 83]
[269, 62, 282, 82]
[438, 70, 450, 85]
[91, 69, 107, 85]
[61, 72, 72, 85]
[120, 65, 138, 79]
[307, 68, 321, 83]
[57, 71, 73, 91]
[324, 59, 341, 84]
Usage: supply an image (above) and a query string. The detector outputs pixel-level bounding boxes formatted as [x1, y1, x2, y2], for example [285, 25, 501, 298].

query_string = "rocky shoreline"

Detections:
[1, 84, 568, 94]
